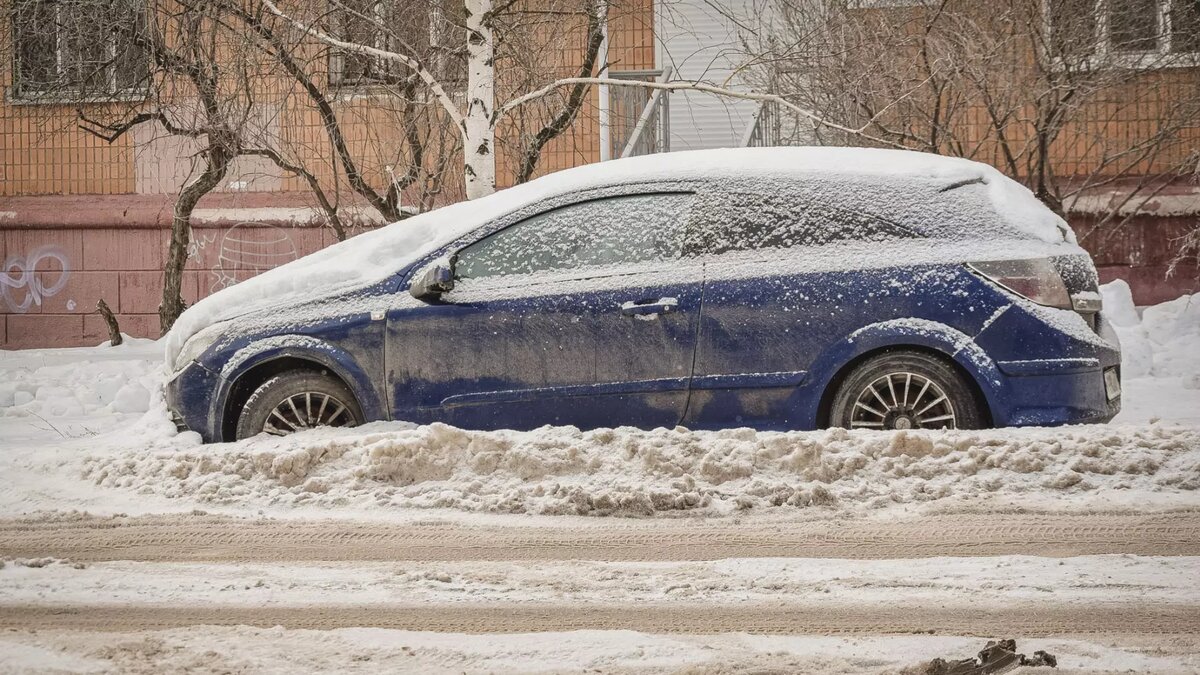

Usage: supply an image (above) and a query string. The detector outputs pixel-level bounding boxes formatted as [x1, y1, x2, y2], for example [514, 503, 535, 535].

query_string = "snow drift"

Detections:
[80, 421, 1199, 516]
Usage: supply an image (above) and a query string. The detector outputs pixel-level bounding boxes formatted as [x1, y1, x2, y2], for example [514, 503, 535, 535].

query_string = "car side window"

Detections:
[696, 192, 917, 256]
[454, 193, 695, 280]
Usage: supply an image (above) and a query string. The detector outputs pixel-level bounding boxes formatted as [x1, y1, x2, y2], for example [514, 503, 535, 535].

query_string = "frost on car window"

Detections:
[694, 191, 918, 256]
[454, 192, 694, 280]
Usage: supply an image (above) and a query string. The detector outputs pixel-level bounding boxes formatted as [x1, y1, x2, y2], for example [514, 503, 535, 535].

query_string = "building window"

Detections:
[11, 0, 147, 101]
[1050, 0, 1200, 62]
[1169, 0, 1200, 53]
[327, 0, 463, 91]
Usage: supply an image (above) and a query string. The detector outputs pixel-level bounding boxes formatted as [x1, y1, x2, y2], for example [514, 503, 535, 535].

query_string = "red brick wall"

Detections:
[1073, 213, 1200, 306]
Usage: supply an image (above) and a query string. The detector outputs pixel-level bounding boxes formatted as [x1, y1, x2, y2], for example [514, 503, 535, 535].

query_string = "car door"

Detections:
[386, 190, 704, 430]
[685, 188, 920, 430]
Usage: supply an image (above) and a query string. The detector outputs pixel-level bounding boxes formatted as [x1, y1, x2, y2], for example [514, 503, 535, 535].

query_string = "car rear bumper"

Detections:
[973, 304, 1122, 428]
[992, 363, 1121, 426]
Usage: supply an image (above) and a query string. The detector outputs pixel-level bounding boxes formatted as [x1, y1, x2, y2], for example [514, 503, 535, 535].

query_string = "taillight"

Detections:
[967, 258, 1072, 309]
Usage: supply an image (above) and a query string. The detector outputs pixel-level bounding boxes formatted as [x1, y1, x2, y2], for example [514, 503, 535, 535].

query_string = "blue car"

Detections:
[166, 148, 1121, 442]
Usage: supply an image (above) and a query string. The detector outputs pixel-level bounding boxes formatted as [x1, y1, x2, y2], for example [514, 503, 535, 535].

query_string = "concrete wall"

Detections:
[0, 194, 356, 349]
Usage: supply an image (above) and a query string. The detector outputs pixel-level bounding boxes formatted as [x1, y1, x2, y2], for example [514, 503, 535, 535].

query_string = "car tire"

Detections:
[829, 350, 985, 430]
[236, 370, 363, 440]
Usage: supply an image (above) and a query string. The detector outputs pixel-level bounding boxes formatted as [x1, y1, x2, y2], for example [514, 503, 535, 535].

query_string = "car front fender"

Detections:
[212, 335, 386, 434]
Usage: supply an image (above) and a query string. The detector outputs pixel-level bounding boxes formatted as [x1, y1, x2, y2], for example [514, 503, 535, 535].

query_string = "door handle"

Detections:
[620, 297, 679, 316]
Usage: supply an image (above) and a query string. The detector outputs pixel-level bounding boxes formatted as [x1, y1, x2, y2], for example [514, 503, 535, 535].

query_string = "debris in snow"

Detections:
[909, 639, 1056, 674]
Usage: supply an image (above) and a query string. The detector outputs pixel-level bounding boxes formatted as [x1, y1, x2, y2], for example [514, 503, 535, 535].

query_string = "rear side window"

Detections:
[695, 192, 917, 256]
[455, 193, 694, 280]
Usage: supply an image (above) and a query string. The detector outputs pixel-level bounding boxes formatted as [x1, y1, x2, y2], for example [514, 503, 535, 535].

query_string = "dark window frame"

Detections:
[1046, 0, 1200, 64]
[10, 0, 149, 103]
[326, 0, 464, 92]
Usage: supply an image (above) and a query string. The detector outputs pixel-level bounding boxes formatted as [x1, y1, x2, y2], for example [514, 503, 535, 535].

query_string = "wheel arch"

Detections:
[217, 339, 381, 442]
[809, 320, 1002, 428]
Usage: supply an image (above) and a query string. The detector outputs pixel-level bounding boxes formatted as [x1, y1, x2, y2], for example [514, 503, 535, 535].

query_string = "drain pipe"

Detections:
[597, 0, 611, 161]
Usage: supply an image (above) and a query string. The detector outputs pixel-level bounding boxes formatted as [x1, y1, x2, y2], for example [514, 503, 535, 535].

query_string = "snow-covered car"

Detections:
[165, 147, 1121, 441]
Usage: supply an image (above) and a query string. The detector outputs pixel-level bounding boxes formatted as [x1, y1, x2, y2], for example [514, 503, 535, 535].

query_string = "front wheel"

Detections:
[829, 350, 984, 430]
[236, 370, 363, 440]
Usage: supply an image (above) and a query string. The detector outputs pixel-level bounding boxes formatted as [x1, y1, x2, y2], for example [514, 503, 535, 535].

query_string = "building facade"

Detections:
[1, 0, 1196, 349]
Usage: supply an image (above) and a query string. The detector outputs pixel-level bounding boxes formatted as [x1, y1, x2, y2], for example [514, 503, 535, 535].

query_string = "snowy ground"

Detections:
[0, 281, 1198, 673]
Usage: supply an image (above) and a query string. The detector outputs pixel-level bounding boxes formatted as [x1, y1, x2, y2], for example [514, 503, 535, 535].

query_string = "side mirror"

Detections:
[409, 261, 455, 300]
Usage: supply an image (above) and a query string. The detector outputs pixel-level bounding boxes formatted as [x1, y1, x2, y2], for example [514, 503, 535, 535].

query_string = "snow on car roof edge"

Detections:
[164, 147, 1068, 367]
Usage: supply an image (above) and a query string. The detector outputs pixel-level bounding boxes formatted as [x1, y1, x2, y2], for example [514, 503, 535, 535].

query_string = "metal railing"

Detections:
[740, 99, 783, 148]
[616, 66, 673, 159]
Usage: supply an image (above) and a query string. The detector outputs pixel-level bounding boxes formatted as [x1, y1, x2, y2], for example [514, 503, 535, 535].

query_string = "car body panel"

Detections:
[165, 161, 1121, 442]
[385, 263, 705, 430]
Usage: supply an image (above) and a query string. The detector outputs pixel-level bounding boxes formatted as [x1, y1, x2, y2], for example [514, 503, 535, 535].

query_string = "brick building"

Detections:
[1, 0, 1196, 349]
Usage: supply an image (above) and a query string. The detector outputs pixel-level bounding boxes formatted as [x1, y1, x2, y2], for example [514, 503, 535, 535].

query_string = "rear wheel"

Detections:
[236, 370, 362, 440]
[829, 350, 984, 430]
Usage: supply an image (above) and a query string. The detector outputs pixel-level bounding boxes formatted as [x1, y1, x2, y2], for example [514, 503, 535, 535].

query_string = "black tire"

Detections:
[829, 350, 985, 430]
[235, 370, 363, 440]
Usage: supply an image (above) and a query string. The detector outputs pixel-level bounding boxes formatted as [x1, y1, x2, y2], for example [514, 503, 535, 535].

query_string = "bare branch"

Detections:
[501, 76, 921, 149]
[259, 0, 464, 128]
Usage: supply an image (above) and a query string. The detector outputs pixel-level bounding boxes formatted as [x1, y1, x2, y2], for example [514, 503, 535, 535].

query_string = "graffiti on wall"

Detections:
[189, 223, 298, 294]
[2, 246, 71, 313]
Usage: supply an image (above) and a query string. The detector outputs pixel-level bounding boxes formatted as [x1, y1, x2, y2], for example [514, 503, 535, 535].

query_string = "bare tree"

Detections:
[258, 0, 876, 198]
[737, 0, 1200, 238]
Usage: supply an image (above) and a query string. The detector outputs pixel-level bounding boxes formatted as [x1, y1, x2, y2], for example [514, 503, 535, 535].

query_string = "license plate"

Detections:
[1104, 368, 1121, 401]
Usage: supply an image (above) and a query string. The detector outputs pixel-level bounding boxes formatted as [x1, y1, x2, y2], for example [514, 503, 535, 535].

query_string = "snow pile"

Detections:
[0, 339, 162, 419]
[80, 421, 1199, 516]
[165, 146, 1066, 367]
[1102, 280, 1200, 384]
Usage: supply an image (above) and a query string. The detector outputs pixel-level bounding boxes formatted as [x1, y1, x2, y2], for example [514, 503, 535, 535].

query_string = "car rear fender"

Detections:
[804, 318, 1005, 428]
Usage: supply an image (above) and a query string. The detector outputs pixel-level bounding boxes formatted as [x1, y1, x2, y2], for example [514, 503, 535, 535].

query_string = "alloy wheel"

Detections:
[263, 391, 357, 436]
[848, 372, 957, 430]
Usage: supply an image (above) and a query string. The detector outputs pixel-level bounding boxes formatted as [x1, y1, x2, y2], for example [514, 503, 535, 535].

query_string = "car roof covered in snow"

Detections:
[165, 147, 1070, 366]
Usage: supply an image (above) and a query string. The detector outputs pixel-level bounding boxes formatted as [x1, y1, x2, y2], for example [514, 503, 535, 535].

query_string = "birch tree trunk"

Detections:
[463, 0, 496, 200]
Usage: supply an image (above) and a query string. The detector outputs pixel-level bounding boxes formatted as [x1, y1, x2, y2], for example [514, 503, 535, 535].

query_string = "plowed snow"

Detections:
[80, 421, 1200, 516]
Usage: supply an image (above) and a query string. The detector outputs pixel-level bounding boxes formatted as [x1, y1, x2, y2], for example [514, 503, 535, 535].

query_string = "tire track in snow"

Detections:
[1, 603, 1196, 635]
[2, 512, 1198, 562]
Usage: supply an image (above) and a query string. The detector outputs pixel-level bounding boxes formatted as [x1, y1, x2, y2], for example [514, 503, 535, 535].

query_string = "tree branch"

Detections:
[514, 0, 606, 183]
[259, 0, 464, 128]
[501, 77, 920, 149]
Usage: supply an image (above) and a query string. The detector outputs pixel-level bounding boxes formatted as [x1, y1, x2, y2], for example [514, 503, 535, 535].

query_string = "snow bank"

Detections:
[164, 147, 1066, 367]
[1102, 280, 1200, 384]
[80, 421, 1199, 516]
[0, 339, 162, 420]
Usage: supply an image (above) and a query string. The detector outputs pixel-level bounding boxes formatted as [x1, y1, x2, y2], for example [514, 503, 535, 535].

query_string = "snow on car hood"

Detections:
[164, 147, 1069, 366]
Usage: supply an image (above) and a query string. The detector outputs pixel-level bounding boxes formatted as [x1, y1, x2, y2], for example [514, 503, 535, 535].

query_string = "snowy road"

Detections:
[2, 511, 1198, 563]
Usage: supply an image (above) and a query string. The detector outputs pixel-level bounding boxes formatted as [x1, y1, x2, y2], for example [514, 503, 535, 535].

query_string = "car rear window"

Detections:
[693, 191, 918, 256]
